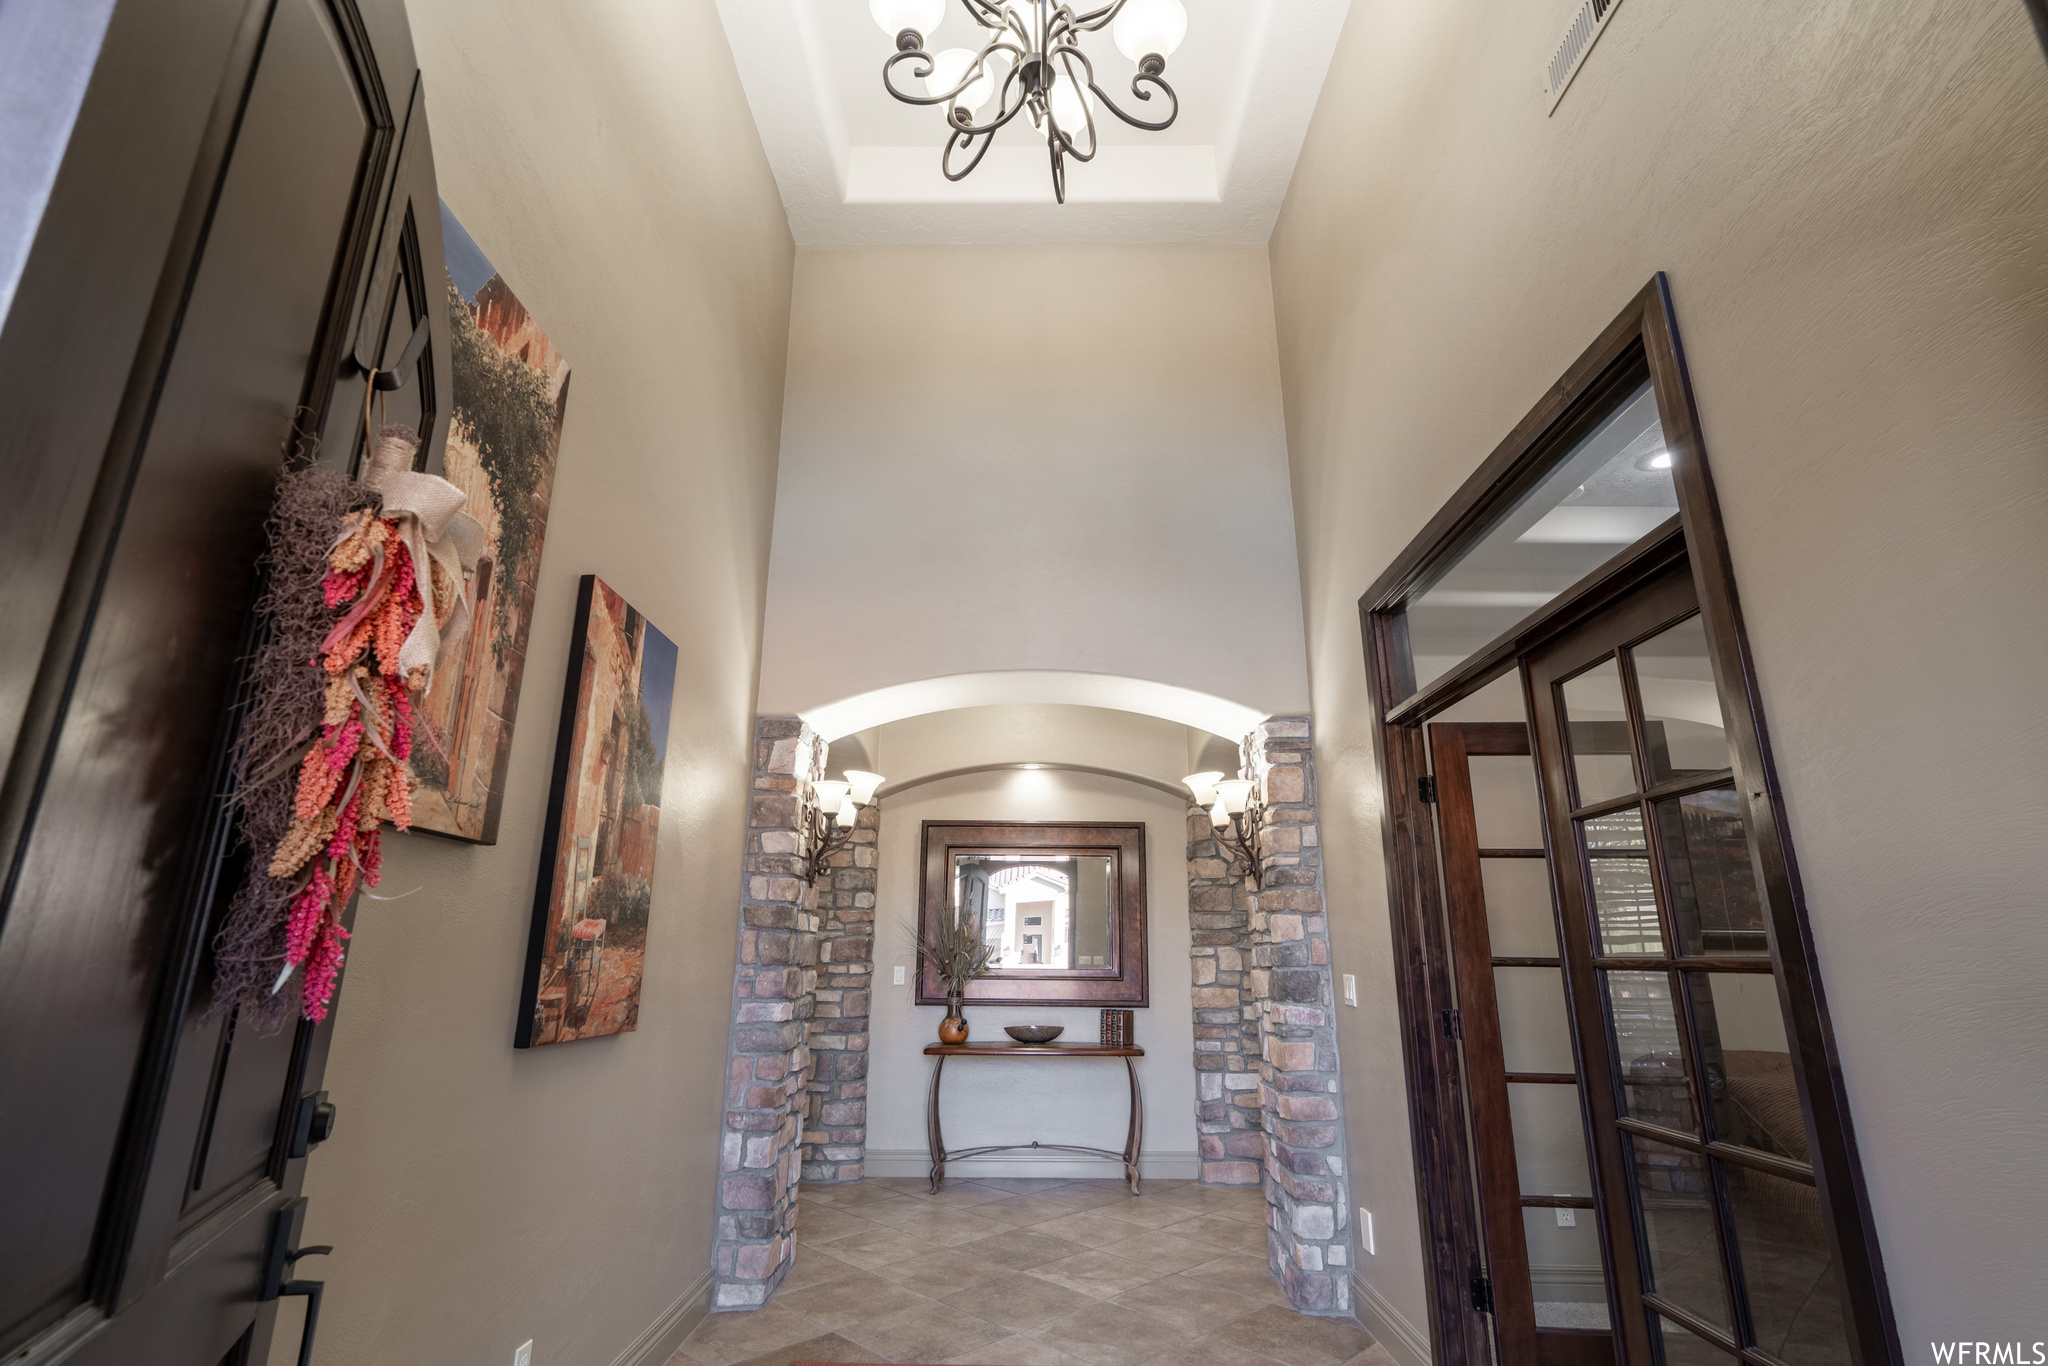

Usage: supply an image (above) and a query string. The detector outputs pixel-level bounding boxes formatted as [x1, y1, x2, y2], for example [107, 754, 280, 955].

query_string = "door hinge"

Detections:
[1440, 1008, 1462, 1040]
[1417, 774, 1438, 804]
[1470, 1271, 1494, 1314]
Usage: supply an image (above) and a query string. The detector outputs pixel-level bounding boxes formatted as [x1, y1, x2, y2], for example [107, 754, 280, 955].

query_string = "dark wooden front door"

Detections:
[1430, 722, 1616, 1366]
[0, 1, 445, 1361]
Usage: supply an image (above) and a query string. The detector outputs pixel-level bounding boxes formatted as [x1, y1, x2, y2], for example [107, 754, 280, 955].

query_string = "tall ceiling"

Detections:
[714, 0, 1351, 244]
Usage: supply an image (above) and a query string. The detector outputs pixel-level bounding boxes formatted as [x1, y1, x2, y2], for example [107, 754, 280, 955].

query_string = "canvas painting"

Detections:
[412, 202, 572, 843]
[516, 576, 677, 1048]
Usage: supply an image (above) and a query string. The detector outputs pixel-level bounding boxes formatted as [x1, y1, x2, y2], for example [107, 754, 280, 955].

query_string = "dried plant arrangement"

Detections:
[211, 429, 481, 1028]
[913, 912, 999, 999]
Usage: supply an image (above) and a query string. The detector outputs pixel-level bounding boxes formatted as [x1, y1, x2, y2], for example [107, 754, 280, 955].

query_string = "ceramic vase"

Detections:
[938, 989, 969, 1045]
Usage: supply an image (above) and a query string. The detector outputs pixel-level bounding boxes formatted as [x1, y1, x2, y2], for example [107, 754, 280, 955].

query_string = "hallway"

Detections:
[1, 0, 2043, 1362]
[673, 1179, 1391, 1366]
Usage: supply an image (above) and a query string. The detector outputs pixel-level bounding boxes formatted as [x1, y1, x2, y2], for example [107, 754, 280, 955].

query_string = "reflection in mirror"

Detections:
[1726, 1164, 1847, 1363]
[953, 854, 1114, 969]
[1630, 614, 1729, 784]
[1561, 659, 1637, 805]
[1688, 971, 1801, 1159]
[1400, 379, 1676, 696]
[1603, 970, 1697, 1132]
[1586, 852, 1663, 957]
[1659, 787, 1768, 957]
[1628, 1132, 1729, 1333]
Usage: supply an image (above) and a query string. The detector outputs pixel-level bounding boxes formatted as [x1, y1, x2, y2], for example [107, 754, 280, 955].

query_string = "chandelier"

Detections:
[870, 0, 1190, 203]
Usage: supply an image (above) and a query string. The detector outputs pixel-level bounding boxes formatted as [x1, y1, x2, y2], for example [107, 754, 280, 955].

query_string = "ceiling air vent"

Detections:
[1545, 0, 1624, 113]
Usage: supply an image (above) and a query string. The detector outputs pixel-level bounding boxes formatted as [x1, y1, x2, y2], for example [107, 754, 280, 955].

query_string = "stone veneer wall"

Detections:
[1187, 796, 1265, 1184]
[1186, 717, 1354, 1315]
[801, 797, 876, 1184]
[710, 718, 876, 1309]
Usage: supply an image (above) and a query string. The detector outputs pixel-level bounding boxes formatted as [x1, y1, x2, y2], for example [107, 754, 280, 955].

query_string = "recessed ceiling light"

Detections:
[1636, 450, 1674, 471]
[1022, 764, 1043, 770]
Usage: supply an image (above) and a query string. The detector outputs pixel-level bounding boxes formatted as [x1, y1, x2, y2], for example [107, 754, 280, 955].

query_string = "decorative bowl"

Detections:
[1004, 1025, 1065, 1044]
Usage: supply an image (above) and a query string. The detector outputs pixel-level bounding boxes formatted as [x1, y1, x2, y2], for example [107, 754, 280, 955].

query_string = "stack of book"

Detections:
[1099, 1009, 1136, 1047]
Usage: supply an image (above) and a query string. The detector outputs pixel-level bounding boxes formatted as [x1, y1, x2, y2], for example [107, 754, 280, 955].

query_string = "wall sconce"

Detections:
[1184, 770, 1264, 890]
[803, 770, 885, 886]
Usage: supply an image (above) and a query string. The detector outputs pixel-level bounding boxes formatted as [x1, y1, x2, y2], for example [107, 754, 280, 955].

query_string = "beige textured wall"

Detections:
[1270, 0, 2048, 1349]
[757, 243, 1310, 721]
[273, 2, 793, 1363]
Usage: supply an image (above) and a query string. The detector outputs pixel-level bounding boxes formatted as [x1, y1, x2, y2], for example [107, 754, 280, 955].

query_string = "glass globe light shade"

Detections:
[835, 798, 858, 829]
[1045, 67, 1093, 135]
[1183, 771, 1225, 806]
[844, 770, 886, 804]
[1214, 778, 1255, 815]
[870, 0, 946, 41]
[924, 49, 998, 112]
[1209, 797, 1230, 829]
[811, 779, 851, 812]
[1113, 0, 1187, 62]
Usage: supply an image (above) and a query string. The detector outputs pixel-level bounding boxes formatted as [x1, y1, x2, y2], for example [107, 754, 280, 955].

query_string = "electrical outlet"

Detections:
[1342, 974, 1357, 1007]
[1360, 1207, 1375, 1255]
[893, 965, 906, 986]
[1556, 1206, 1577, 1228]
[514, 1341, 533, 1366]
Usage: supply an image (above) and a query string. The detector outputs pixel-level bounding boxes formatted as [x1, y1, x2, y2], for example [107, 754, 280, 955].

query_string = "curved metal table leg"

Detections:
[926, 1055, 947, 1190]
[1123, 1055, 1144, 1195]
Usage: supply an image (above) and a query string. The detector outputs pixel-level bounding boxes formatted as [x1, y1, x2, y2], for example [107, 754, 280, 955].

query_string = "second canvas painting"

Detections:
[516, 576, 677, 1047]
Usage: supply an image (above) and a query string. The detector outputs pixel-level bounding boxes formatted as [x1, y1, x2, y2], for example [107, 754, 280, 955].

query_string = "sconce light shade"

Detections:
[1183, 771, 1225, 806]
[870, 0, 945, 41]
[811, 779, 851, 811]
[1214, 778, 1254, 816]
[843, 770, 886, 805]
[835, 798, 858, 828]
[1209, 797, 1230, 829]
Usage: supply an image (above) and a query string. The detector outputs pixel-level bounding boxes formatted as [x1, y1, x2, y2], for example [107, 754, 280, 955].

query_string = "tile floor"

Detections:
[671, 1178, 1396, 1366]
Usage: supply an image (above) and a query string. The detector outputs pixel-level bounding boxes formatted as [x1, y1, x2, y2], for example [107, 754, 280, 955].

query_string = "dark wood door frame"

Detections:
[1356, 276, 1900, 1365]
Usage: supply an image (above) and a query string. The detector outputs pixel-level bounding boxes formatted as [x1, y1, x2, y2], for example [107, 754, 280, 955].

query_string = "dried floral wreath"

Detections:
[211, 427, 482, 1029]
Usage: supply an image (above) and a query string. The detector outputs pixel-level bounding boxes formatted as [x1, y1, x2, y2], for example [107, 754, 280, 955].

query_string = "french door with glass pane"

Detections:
[1528, 562, 1847, 1365]
[1430, 721, 1614, 1365]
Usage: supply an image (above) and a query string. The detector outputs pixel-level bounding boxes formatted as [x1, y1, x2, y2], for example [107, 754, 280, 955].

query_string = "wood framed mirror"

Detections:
[916, 821, 1148, 1007]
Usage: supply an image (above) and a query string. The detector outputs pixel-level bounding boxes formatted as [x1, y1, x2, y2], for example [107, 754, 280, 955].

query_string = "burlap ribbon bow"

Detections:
[363, 427, 486, 688]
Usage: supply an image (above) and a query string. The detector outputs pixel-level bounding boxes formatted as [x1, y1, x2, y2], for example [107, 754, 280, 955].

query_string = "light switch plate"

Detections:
[1342, 974, 1357, 1007]
[893, 965, 906, 986]
[1360, 1207, 1374, 1255]
[514, 1342, 533, 1366]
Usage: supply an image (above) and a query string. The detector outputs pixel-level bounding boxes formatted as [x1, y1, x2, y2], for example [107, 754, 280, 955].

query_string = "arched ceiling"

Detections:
[799, 669, 1267, 741]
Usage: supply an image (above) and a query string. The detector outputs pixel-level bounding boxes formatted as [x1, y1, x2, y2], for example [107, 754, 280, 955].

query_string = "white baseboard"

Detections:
[859, 1148, 1200, 1182]
[1351, 1273, 1430, 1366]
[1530, 1263, 1605, 1296]
[609, 1267, 712, 1366]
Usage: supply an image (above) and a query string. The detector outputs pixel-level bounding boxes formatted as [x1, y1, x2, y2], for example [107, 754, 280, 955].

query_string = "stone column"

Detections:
[1187, 803, 1264, 1185]
[1247, 718, 1354, 1315]
[711, 718, 824, 1309]
[802, 798, 876, 1183]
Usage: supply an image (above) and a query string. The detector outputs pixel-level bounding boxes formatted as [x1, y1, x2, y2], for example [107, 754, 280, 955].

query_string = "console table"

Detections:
[923, 1041, 1146, 1194]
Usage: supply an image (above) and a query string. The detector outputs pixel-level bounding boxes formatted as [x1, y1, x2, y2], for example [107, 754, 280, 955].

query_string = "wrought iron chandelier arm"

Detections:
[947, 66, 1032, 137]
[1050, 48, 1100, 161]
[1087, 67, 1178, 131]
[1059, 0, 1130, 33]
[882, 46, 947, 104]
